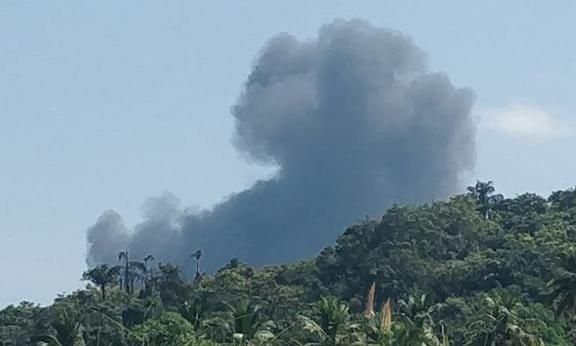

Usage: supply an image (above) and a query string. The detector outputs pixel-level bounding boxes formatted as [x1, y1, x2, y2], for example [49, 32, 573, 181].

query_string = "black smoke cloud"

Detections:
[86, 19, 475, 273]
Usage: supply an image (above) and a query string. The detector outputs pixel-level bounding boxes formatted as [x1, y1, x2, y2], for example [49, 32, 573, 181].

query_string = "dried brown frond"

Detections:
[364, 282, 376, 319]
[380, 298, 392, 333]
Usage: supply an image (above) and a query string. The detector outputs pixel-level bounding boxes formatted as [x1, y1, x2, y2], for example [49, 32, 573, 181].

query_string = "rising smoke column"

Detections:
[86, 19, 475, 273]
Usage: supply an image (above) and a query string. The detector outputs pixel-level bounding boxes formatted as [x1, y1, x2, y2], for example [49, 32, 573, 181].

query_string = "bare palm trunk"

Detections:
[100, 284, 106, 300]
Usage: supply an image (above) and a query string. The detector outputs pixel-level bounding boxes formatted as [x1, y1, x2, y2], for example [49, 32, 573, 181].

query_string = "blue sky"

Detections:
[1, 1, 575, 307]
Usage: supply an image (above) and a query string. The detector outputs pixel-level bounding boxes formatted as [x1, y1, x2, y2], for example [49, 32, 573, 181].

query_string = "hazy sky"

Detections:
[1, 1, 576, 307]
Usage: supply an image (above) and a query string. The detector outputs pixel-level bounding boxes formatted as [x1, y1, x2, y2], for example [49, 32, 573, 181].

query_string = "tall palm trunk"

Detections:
[99, 284, 106, 300]
[124, 252, 130, 293]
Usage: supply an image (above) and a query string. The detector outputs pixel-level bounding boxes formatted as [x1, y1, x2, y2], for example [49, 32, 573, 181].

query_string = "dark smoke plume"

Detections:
[86, 19, 475, 273]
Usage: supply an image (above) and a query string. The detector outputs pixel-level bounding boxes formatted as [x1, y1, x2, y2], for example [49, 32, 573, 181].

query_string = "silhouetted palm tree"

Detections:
[224, 299, 266, 341]
[142, 254, 155, 294]
[316, 296, 350, 346]
[467, 180, 503, 219]
[117, 250, 146, 294]
[191, 250, 203, 281]
[82, 264, 120, 300]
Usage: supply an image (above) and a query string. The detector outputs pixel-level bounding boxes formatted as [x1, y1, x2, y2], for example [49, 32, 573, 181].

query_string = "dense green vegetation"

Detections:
[3, 182, 576, 345]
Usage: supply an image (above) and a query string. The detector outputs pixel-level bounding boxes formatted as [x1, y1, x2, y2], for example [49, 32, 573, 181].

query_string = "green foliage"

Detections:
[82, 264, 121, 300]
[3, 183, 576, 345]
[129, 312, 212, 346]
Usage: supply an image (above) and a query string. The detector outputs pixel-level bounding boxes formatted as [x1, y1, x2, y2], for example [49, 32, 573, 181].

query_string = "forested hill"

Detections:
[3, 182, 576, 345]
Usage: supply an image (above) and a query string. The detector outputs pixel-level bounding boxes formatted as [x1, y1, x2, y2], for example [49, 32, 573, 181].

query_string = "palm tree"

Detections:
[309, 296, 350, 346]
[298, 297, 375, 345]
[395, 292, 443, 346]
[117, 250, 146, 294]
[465, 290, 544, 346]
[155, 263, 190, 306]
[81, 264, 120, 300]
[547, 250, 576, 341]
[35, 304, 86, 346]
[143, 254, 155, 270]
[467, 180, 494, 203]
[224, 299, 267, 341]
[192, 250, 203, 281]
[118, 250, 130, 293]
[467, 181, 503, 220]
[143, 254, 155, 294]
[397, 292, 434, 329]
[181, 293, 208, 331]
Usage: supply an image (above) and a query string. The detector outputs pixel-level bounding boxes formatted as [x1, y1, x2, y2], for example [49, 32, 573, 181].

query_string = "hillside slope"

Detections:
[2, 182, 576, 345]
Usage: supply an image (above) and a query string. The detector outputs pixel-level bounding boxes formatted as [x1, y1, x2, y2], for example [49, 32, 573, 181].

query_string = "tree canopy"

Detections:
[3, 183, 576, 345]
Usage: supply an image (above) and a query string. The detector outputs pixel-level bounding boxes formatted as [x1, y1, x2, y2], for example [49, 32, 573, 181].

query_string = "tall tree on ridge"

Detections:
[82, 264, 120, 300]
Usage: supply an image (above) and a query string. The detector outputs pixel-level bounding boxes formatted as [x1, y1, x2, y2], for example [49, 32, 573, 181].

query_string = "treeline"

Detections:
[2, 182, 576, 345]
